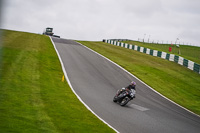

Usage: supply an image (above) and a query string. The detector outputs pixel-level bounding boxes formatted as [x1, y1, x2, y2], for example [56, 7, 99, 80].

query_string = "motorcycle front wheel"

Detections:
[120, 97, 130, 106]
[113, 96, 117, 102]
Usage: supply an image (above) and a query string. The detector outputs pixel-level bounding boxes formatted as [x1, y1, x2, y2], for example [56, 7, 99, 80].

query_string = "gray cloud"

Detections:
[1, 0, 200, 46]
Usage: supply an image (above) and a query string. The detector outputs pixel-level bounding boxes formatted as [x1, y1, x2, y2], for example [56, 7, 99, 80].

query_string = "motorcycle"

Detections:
[113, 88, 136, 106]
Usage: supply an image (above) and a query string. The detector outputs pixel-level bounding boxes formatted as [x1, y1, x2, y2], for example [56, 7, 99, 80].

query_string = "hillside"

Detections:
[0, 29, 115, 133]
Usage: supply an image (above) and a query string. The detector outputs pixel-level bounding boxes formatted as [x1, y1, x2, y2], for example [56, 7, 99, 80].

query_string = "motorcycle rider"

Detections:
[117, 81, 136, 98]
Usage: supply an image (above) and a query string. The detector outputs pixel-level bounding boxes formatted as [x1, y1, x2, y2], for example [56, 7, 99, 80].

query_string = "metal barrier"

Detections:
[105, 39, 200, 74]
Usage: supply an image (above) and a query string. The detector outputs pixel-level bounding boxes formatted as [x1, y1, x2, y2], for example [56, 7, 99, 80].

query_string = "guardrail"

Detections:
[104, 39, 200, 74]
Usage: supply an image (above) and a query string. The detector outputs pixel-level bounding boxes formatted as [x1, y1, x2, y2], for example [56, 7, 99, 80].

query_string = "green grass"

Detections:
[78, 41, 200, 115]
[121, 40, 200, 64]
[0, 30, 115, 133]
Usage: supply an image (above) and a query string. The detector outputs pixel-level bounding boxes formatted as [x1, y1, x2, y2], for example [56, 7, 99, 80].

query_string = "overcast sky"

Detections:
[1, 0, 200, 46]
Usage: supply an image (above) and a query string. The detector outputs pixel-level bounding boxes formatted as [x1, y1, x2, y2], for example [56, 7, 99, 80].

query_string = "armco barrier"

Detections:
[105, 39, 200, 74]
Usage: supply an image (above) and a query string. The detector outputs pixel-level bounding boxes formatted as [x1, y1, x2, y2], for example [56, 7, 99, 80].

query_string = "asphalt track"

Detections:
[52, 37, 200, 133]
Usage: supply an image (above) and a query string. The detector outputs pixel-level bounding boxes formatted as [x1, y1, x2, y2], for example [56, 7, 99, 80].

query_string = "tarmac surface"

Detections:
[52, 37, 200, 133]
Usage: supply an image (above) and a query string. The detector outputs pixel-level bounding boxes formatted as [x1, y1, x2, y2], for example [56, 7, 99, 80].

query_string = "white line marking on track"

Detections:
[129, 104, 149, 111]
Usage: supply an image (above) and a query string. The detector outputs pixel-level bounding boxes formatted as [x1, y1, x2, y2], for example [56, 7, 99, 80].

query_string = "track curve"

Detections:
[52, 37, 200, 133]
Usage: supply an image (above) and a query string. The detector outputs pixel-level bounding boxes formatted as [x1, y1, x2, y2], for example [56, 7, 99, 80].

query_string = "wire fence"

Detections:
[137, 38, 197, 46]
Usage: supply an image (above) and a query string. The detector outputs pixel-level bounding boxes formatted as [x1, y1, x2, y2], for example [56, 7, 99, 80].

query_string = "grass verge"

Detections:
[78, 41, 200, 115]
[0, 30, 115, 133]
